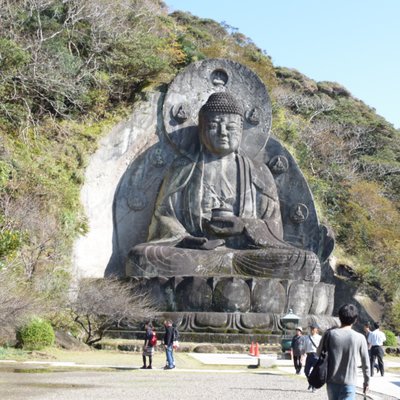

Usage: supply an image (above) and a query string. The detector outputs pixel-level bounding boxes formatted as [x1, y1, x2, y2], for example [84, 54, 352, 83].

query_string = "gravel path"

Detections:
[1, 366, 392, 400]
[1, 368, 324, 400]
[1, 350, 397, 400]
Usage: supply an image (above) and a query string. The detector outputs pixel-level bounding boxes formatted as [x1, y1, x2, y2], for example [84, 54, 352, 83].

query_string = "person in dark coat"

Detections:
[141, 322, 155, 369]
[291, 327, 305, 374]
[163, 320, 175, 369]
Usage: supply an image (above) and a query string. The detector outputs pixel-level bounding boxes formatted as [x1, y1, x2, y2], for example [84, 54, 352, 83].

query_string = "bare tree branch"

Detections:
[69, 277, 158, 345]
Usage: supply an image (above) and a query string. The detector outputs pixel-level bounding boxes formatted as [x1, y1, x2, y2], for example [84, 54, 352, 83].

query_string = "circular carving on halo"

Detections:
[150, 148, 166, 168]
[268, 155, 289, 174]
[172, 102, 191, 123]
[210, 69, 228, 87]
[290, 203, 309, 224]
[127, 191, 147, 211]
[245, 107, 261, 126]
[162, 59, 273, 159]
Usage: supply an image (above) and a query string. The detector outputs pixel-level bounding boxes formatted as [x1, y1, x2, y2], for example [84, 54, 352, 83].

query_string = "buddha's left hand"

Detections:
[205, 215, 245, 237]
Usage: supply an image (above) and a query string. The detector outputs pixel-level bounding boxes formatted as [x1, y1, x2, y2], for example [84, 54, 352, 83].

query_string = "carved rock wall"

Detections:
[72, 92, 165, 277]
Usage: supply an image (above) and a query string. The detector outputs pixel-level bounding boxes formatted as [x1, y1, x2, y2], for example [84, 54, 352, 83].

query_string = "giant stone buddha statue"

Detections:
[127, 91, 320, 282]
[120, 59, 335, 332]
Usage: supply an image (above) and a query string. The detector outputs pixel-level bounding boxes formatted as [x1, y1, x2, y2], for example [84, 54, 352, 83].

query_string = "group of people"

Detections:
[291, 323, 322, 392]
[140, 303, 385, 399]
[291, 303, 386, 400]
[141, 319, 179, 370]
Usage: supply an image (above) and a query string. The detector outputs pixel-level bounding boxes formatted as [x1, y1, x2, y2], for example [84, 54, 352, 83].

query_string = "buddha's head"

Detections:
[198, 92, 244, 156]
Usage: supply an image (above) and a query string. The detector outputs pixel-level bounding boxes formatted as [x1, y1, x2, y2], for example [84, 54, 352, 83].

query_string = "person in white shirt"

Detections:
[367, 322, 386, 376]
[303, 324, 322, 392]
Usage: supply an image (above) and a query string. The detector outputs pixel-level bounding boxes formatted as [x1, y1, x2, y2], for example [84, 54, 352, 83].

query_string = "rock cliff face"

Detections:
[72, 92, 166, 278]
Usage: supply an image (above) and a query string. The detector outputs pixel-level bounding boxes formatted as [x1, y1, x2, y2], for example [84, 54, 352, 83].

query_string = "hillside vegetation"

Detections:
[0, 0, 399, 335]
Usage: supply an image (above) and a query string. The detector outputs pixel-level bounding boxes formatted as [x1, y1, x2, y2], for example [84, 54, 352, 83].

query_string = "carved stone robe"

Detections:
[127, 151, 321, 282]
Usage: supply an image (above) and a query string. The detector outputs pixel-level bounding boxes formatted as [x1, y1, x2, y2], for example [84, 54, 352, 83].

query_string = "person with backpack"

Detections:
[303, 323, 322, 393]
[291, 326, 305, 374]
[141, 322, 156, 369]
[163, 320, 175, 369]
[319, 304, 369, 399]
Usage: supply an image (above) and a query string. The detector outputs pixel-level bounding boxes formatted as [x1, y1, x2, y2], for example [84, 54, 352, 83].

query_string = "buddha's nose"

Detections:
[219, 124, 228, 136]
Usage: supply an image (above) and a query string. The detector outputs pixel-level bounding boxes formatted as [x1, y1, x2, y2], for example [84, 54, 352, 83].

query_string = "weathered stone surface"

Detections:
[55, 330, 89, 350]
[72, 92, 170, 277]
[150, 310, 339, 334]
[265, 137, 328, 257]
[143, 276, 176, 311]
[310, 282, 335, 315]
[286, 281, 314, 316]
[194, 312, 229, 328]
[175, 277, 213, 311]
[213, 278, 251, 313]
[193, 344, 218, 353]
[240, 313, 273, 330]
[251, 279, 286, 313]
[129, 275, 335, 320]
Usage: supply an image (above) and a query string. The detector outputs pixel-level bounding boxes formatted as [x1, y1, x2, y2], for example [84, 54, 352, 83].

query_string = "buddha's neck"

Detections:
[203, 151, 236, 163]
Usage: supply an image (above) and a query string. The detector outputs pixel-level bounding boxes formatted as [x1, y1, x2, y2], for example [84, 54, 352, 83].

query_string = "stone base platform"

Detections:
[159, 311, 339, 333]
[131, 275, 335, 317]
[110, 310, 338, 342]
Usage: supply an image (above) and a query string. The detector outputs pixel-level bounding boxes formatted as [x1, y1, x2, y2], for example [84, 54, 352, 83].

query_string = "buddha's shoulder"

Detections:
[248, 159, 277, 195]
[171, 156, 193, 168]
[247, 158, 274, 179]
[163, 156, 195, 181]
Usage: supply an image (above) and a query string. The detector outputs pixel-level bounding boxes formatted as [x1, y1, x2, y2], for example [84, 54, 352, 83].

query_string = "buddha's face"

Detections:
[200, 112, 242, 156]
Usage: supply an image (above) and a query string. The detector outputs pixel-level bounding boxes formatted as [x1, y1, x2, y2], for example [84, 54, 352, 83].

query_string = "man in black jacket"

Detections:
[163, 320, 175, 369]
[291, 327, 305, 374]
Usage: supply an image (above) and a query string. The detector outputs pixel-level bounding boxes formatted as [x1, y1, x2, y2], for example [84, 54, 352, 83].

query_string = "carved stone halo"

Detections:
[245, 107, 261, 126]
[127, 192, 147, 211]
[268, 155, 289, 174]
[210, 69, 228, 87]
[162, 59, 273, 159]
[150, 148, 166, 168]
[172, 102, 191, 124]
[290, 203, 309, 224]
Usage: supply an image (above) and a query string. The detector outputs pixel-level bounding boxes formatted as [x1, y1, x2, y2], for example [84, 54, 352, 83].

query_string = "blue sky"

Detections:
[167, 0, 400, 129]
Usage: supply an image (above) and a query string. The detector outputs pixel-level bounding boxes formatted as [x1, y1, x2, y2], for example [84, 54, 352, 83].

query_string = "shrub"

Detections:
[18, 317, 55, 350]
[383, 330, 397, 347]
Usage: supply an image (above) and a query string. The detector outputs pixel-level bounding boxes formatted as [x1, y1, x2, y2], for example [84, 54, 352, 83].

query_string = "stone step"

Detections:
[97, 336, 282, 353]
[105, 329, 283, 345]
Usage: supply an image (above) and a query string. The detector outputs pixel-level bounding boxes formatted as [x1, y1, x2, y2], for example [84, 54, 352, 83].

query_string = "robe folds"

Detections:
[128, 151, 321, 282]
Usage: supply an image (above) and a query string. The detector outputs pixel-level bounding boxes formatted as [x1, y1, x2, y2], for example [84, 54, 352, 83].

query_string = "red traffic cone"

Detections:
[254, 342, 260, 357]
[249, 342, 255, 356]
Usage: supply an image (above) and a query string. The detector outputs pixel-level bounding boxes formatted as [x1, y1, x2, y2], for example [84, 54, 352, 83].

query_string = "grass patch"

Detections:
[0, 346, 273, 372]
[0, 347, 31, 361]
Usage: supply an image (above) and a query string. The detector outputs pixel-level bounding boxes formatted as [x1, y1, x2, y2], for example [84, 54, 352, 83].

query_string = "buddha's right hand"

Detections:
[177, 236, 224, 250]
[177, 236, 207, 249]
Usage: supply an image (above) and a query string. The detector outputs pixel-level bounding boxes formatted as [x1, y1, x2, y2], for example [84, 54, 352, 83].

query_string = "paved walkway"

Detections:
[1, 353, 399, 400]
[191, 353, 400, 399]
